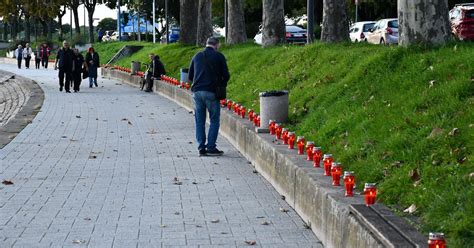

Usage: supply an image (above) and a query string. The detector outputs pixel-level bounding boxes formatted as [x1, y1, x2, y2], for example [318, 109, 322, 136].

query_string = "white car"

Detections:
[349, 21, 376, 42]
[254, 25, 307, 45]
[367, 18, 399, 45]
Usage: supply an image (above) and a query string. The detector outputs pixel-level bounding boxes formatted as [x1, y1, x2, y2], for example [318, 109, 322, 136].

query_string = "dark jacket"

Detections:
[189, 47, 230, 93]
[152, 56, 166, 78]
[73, 53, 85, 74]
[56, 47, 74, 72]
[85, 52, 100, 78]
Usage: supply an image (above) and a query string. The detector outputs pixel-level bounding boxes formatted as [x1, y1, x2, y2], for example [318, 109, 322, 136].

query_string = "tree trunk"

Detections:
[138, 11, 141, 42]
[47, 19, 53, 41]
[262, 0, 285, 47]
[196, 0, 213, 46]
[227, 0, 247, 44]
[3, 20, 8, 41]
[72, 3, 81, 34]
[179, 0, 198, 44]
[24, 15, 31, 42]
[321, 0, 349, 42]
[12, 15, 18, 40]
[398, 0, 451, 46]
[58, 15, 63, 41]
[41, 20, 47, 37]
[88, 12, 94, 43]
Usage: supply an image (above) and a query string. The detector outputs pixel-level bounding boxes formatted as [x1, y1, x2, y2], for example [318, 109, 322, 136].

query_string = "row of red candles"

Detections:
[114, 65, 131, 73]
[160, 75, 191, 90]
[219, 98, 446, 248]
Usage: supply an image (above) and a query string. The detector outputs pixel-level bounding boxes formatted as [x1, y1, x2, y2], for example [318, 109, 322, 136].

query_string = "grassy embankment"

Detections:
[94, 41, 474, 247]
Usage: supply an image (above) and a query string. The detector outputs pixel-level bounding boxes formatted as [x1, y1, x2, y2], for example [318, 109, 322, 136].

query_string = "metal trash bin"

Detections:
[131, 61, 141, 75]
[258, 90, 289, 133]
[180, 68, 189, 83]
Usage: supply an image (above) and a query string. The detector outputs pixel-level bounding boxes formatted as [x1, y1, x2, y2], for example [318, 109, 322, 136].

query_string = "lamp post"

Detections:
[224, 0, 228, 43]
[152, 0, 156, 43]
[307, 0, 314, 44]
[117, 0, 121, 41]
[355, 0, 359, 23]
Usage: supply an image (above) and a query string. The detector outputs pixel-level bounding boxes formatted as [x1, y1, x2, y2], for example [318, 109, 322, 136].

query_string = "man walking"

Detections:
[40, 43, 50, 69]
[55, 41, 74, 93]
[14, 45, 23, 69]
[144, 53, 166, 92]
[188, 37, 230, 157]
[23, 43, 33, 69]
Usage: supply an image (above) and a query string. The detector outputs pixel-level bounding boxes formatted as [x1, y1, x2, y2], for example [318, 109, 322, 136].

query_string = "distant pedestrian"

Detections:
[98, 29, 103, 42]
[72, 48, 85, 93]
[14, 45, 23, 69]
[55, 41, 74, 93]
[144, 53, 166, 92]
[34, 46, 41, 69]
[22, 43, 33, 69]
[40, 43, 51, 69]
[85, 47, 100, 88]
[188, 37, 230, 157]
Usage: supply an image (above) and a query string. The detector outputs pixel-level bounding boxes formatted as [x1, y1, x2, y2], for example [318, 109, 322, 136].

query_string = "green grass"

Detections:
[94, 41, 474, 247]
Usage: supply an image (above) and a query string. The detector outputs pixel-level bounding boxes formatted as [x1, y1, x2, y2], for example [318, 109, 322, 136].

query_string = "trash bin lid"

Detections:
[259, 90, 288, 97]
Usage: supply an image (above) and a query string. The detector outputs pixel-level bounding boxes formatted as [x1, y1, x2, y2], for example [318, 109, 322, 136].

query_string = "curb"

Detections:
[102, 68, 427, 248]
[0, 70, 45, 149]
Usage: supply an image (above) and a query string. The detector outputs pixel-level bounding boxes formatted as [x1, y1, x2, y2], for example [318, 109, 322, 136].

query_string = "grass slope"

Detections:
[94, 41, 474, 247]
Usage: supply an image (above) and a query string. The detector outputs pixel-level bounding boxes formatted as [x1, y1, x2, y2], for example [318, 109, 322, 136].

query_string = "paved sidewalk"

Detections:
[0, 64, 322, 248]
[0, 72, 30, 127]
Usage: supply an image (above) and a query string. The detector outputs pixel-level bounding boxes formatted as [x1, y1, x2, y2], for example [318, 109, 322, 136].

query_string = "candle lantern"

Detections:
[331, 162, 342, 186]
[240, 107, 246, 118]
[269, 120, 276, 135]
[282, 128, 289, 144]
[297, 136, 305, 155]
[275, 124, 283, 140]
[253, 114, 258, 126]
[248, 109, 255, 121]
[306, 141, 314, 160]
[256, 115, 261, 127]
[227, 100, 233, 110]
[185, 83, 191, 90]
[233, 103, 239, 114]
[343, 171, 355, 197]
[323, 154, 333, 176]
[312, 147, 322, 167]
[428, 233, 446, 248]
[288, 132, 296, 149]
[364, 183, 377, 206]
[220, 99, 227, 107]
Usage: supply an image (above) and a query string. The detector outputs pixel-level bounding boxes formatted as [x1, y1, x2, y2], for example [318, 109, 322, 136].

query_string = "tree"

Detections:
[261, 0, 285, 47]
[320, 0, 349, 42]
[227, 0, 247, 44]
[83, 0, 98, 43]
[196, 0, 212, 46]
[179, 0, 198, 44]
[57, 6, 67, 41]
[97, 17, 116, 31]
[398, 0, 451, 46]
[68, 0, 81, 35]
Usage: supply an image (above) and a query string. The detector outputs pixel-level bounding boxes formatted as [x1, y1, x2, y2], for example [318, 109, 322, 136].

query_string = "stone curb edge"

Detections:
[101, 68, 427, 248]
[0, 69, 45, 149]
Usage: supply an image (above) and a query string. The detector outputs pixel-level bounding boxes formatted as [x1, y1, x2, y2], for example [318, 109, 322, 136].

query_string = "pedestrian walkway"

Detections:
[0, 64, 322, 248]
[0, 73, 30, 127]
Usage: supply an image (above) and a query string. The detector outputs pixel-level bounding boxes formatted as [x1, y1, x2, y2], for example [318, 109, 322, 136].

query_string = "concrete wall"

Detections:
[102, 68, 427, 248]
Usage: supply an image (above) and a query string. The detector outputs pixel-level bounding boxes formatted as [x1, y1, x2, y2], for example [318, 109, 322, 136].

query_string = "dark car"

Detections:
[168, 28, 180, 43]
[285, 25, 307, 44]
[449, 3, 474, 40]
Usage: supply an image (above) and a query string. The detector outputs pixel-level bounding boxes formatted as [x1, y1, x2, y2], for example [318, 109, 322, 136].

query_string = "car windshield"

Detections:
[363, 23, 375, 32]
[172, 30, 180, 35]
[388, 20, 398, 28]
[466, 9, 474, 18]
[286, 26, 303, 32]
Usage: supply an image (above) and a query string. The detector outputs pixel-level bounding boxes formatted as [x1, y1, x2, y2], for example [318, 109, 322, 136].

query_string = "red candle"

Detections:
[331, 162, 342, 186]
[186, 83, 191, 90]
[428, 233, 446, 248]
[343, 171, 355, 197]
[312, 147, 322, 167]
[240, 107, 246, 118]
[220, 99, 227, 107]
[364, 183, 377, 206]
[269, 120, 276, 135]
[288, 132, 296, 149]
[248, 109, 254, 121]
[253, 114, 258, 126]
[297, 136, 305, 155]
[227, 100, 233, 110]
[282, 128, 289, 144]
[256, 115, 261, 127]
[306, 141, 314, 160]
[323, 154, 333, 176]
[275, 124, 283, 140]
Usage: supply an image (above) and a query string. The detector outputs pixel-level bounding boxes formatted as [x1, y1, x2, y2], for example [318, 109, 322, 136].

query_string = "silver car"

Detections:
[367, 18, 398, 45]
[349, 21, 376, 42]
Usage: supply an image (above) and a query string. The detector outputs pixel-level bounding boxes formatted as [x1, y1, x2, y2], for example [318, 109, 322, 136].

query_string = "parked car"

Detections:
[254, 25, 307, 45]
[366, 18, 398, 45]
[349, 21, 376, 42]
[110, 32, 130, 41]
[449, 3, 474, 40]
[168, 28, 180, 43]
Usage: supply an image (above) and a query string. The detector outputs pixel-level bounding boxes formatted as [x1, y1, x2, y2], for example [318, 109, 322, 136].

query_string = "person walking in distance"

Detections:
[40, 43, 51, 69]
[34, 45, 41, 69]
[188, 37, 230, 157]
[14, 45, 23, 69]
[144, 53, 166, 92]
[85, 47, 100, 88]
[22, 43, 33, 69]
[72, 48, 85, 93]
[55, 41, 74, 93]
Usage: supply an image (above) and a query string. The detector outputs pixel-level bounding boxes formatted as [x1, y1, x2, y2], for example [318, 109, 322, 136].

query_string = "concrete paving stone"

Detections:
[0, 65, 322, 247]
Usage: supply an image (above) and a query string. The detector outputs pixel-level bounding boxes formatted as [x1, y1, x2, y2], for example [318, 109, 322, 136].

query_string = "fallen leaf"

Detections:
[448, 128, 460, 136]
[69, 139, 77, 142]
[88, 155, 97, 159]
[303, 222, 311, 229]
[196, 225, 202, 228]
[146, 129, 157, 134]
[127, 121, 133, 125]
[252, 169, 258, 174]
[428, 80, 436, 88]
[160, 224, 167, 228]
[256, 216, 265, 219]
[174, 212, 180, 215]
[61, 136, 67, 138]
[173, 182, 183, 185]
[403, 204, 417, 214]
[408, 169, 420, 182]
[2, 180, 13, 185]
[469, 172, 474, 180]
[210, 219, 220, 223]
[279, 207, 289, 213]
[121, 118, 128, 121]
[84, 217, 91, 221]
[261, 221, 269, 225]
[72, 239, 86, 244]
[280, 195, 286, 200]
[244, 240, 256, 246]
[173, 177, 179, 181]
[428, 128, 444, 139]
[75, 115, 81, 118]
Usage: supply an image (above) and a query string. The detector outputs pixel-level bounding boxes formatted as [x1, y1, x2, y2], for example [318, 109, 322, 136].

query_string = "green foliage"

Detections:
[97, 18, 117, 32]
[95, 41, 474, 248]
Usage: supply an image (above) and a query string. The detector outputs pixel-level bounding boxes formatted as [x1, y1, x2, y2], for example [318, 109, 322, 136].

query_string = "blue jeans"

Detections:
[89, 76, 97, 87]
[193, 91, 220, 151]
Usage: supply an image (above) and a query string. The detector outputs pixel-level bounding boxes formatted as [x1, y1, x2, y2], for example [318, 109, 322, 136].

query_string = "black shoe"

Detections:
[206, 149, 224, 156]
[199, 149, 207, 157]
[59, 86, 63, 92]
[144, 89, 152, 92]
[94, 82, 98, 87]
[66, 91, 71, 93]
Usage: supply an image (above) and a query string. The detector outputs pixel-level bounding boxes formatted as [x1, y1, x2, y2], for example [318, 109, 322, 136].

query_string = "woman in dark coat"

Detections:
[72, 48, 85, 92]
[85, 47, 100, 88]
